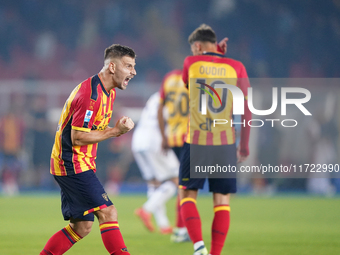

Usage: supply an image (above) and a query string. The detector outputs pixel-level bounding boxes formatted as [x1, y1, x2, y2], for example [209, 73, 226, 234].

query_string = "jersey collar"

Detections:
[202, 52, 225, 58]
[97, 74, 110, 97]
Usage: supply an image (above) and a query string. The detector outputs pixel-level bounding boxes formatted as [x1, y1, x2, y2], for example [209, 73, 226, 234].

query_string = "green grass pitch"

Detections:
[0, 194, 339, 255]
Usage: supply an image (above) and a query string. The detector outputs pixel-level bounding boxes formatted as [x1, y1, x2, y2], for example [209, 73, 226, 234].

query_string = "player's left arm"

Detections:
[237, 63, 251, 163]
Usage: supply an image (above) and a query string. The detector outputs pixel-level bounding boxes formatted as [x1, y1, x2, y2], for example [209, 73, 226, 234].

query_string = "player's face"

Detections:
[113, 56, 136, 90]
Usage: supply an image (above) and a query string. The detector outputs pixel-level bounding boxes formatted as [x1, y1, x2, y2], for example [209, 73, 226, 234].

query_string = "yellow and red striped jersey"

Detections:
[51, 74, 116, 176]
[182, 52, 250, 147]
[159, 69, 189, 147]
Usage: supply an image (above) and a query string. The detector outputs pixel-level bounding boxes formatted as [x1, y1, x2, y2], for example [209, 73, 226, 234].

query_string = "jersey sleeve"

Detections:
[71, 86, 99, 132]
[237, 63, 251, 157]
[217, 44, 224, 54]
[182, 57, 190, 88]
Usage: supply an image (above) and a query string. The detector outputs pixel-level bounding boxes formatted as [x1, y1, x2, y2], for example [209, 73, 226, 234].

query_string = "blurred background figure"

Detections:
[157, 69, 189, 242]
[307, 93, 338, 196]
[28, 95, 54, 189]
[1, 0, 339, 81]
[132, 92, 181, 235]
[0, 101, 25, 195]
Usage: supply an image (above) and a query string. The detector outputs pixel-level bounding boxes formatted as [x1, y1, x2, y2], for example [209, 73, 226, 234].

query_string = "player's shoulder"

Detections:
[185, 54, 245, 69]
[222, 57, 247, 71]
[163, 69, 182, 80]
[77, 76, 92, 93]
[203, 54, 247, 73]
[183, 55, 204, 65]
[223, 57, 245, 66]
[161, 69, 184, 90]
[73, 74, 103, 103]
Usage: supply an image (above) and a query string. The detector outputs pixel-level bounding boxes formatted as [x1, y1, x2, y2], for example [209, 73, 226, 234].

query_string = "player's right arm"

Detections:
[71, 116, 134, 146]
[217, 37, 228, 55]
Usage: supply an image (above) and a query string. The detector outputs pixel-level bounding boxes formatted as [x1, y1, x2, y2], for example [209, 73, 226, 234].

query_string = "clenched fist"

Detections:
[115, 116, 134, 135]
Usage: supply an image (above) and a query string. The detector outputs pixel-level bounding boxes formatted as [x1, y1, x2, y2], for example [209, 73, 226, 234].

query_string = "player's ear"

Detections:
[194, 42, 202, 53]
[191, 42, 200, 55]
[109, 62, 116, 74]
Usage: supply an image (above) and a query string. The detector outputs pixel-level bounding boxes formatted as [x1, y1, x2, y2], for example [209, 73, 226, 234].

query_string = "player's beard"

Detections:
[113, 76, 129, 90]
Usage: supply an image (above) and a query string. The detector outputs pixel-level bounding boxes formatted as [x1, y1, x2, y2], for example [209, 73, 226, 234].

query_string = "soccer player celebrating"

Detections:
[40, 44, 136, 255]
[179, 24, 251, 255]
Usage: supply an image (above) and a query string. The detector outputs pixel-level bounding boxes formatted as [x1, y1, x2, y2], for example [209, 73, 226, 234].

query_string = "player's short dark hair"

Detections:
[188, 24, 217, 44]
[104, 44, 136, 60]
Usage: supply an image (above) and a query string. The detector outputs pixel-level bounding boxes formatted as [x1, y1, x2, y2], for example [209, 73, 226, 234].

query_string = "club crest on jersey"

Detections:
[84, 110, 93, 123]
[121, 248, 129, 252]
[89, 100, 95, 110]
[102, 193, 109, 201]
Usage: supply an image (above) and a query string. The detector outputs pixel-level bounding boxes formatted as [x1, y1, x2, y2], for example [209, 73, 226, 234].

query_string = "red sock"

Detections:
[176, 195, 185, 228]
[180, 198, 202, 243]
[40, 225, 82, 255]
[210, 205, 230, 255]
[100, 221, 130, 255]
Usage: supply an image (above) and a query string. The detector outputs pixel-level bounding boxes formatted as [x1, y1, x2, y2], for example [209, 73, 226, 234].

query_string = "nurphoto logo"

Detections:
[196, 80, 312, 128]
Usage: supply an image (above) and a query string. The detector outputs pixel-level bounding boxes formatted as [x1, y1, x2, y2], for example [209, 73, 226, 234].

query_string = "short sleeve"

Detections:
[182, 57, 190, 87]
[71, 87, 98, 132]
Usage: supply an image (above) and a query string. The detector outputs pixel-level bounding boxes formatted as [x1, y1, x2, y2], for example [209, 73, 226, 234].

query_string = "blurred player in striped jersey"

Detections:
[133, 92, 182, 235]
[40, 44, 136, 255]
[179, 24, 251, 255]
[157, 69, 190, 242]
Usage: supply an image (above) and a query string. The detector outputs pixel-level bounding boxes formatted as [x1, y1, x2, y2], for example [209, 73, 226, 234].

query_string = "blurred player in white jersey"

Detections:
[132, 92, 179, 234]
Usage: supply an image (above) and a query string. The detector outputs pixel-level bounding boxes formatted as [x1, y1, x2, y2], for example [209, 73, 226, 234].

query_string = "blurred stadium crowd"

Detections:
[1, 0, 340, 80]
[0, 0, 340, 195]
